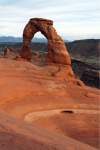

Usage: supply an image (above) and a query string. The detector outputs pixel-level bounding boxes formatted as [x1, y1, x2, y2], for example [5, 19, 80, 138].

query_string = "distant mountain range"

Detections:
[0, 36, 47, 43]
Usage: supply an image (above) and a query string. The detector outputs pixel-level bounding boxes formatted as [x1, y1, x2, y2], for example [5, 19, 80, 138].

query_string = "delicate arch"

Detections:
[20, 18, 71, 65]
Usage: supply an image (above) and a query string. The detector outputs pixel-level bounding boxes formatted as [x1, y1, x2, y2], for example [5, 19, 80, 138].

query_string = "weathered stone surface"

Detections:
[20, 18, 71, 65]
[0, 58, 99, 149]
[3, 47, 17, 59]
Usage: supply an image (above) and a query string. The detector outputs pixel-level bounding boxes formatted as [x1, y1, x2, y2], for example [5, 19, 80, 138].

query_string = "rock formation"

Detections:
[20, 18, 71, 65]
[3, 47, 18, 59]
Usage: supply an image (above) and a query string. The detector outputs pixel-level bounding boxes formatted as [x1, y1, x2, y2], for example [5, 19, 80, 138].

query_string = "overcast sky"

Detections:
[0, 0, 100, 40]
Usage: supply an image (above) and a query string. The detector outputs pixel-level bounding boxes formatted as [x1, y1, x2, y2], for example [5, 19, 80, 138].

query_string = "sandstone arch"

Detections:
[20, 18, 71, 65]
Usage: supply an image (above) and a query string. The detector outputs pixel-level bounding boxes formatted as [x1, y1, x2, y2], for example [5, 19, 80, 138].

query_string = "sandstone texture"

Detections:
[0, 110, 97, 150]
[20, 18, 71, 65]
[0, 58, 99, 150]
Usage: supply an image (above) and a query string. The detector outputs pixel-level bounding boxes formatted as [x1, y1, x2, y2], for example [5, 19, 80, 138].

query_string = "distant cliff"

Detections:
[66, 39, 100, 88]
[67, 39, 100, 68]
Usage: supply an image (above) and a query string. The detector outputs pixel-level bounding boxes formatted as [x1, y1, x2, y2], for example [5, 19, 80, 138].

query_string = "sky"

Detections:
[0, 0, 100, 40]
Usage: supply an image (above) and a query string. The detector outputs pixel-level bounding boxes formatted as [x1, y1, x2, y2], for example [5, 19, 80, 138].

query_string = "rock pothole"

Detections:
[24, 108, 100, 123]
[61, 110, 74, 114]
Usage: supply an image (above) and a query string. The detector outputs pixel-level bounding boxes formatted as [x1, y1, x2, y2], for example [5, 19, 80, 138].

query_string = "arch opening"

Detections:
[31, 32, 48, 65]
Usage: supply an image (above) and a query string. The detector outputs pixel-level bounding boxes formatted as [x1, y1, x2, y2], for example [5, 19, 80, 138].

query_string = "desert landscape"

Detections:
[0, 17, 99, 150]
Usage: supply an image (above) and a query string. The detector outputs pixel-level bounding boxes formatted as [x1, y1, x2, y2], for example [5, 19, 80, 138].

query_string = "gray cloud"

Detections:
[0, 0, 100, 39]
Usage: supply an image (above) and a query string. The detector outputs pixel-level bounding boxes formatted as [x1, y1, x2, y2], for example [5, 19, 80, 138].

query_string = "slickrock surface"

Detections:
[0, 58, 99, 150]
[0, 110, 98, 150]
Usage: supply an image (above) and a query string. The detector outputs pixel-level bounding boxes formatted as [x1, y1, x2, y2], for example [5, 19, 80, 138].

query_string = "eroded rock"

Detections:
[3, 47, 18, 59]
[20, 18, 71, 65]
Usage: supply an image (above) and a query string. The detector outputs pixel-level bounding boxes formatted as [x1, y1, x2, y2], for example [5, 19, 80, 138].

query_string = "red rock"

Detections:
[85, 92, 99, 98]
[0, 58, 99, 149]
[20, 18, 71, 65]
